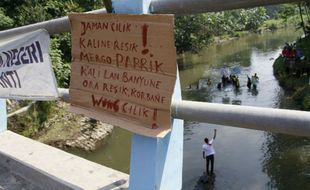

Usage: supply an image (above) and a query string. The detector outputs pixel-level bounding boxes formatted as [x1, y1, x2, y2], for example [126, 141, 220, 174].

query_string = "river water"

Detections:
[69, 28, 310, 190]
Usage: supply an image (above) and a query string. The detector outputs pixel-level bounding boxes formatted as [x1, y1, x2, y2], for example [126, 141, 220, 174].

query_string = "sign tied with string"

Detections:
[69, 14, 177, 137]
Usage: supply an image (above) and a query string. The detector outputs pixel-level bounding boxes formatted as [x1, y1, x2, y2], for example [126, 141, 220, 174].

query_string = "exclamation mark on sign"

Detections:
[152, 109, 158, 129]
[141, 24, 149, 55]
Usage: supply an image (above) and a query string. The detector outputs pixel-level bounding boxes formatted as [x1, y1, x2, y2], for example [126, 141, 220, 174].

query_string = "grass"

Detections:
[260, 15, 305, 32]
[8, 101, 82, 142]
[35, 102, 81, 144]
[262, 19, 284, 30]
[8, 101, 54, 137]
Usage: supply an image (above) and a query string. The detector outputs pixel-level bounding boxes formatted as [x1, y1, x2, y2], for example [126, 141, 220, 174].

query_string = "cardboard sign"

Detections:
[0, 29, 58, 100]
[69, 14, 177, 137]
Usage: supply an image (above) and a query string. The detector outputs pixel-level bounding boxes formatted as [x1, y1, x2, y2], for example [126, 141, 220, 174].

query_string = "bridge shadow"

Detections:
[96, 179, 128, 190]
[193, 173, 216, 190]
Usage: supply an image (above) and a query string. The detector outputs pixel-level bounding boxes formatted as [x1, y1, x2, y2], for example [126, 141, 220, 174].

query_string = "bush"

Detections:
[303, 93, 310, 110]
[273, 36, 310, 111]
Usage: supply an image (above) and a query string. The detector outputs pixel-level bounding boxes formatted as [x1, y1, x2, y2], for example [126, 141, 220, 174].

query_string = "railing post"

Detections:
[0, 99, 7, 132]
[112, 1, 184, 189]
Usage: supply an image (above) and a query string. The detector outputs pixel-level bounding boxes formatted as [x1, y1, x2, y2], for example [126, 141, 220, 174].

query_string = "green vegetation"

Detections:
[34, 102, 81, 144]
[175, 3, 310, 54]
[8, 101, 56, 137]
[0, 8, 13, 30]
[175, 7, 268, 53]
[272, 2, 310, 111]
[273, 35, 310, 111]
[262, 3, 308, 30]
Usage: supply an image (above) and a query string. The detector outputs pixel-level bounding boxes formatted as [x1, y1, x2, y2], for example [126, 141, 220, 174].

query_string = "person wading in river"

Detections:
[252, 73, 259, 89]
[202, 129, 217, 176]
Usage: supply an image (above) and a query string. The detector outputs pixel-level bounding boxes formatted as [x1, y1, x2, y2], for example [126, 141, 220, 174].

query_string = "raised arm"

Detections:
[213, 129, 217, 140]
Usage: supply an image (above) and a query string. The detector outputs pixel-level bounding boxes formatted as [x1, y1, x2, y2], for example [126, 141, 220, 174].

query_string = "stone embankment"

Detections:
[38, 113, 114, 151]
[65, 120, 113, 151]
[7, 100, 114, 151]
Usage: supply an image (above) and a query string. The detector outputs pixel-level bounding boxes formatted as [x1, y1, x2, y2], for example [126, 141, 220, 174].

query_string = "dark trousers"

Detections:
[206, 154, 214, 174]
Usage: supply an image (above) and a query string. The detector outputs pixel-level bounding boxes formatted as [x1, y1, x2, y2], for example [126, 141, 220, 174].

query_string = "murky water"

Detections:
[181, 28, 309, 190]
[70, 28, 310, 190]
[68, 127, 132, 173]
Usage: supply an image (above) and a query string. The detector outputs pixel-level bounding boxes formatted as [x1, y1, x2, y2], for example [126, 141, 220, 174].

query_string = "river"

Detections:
[69, 28, 310, 190]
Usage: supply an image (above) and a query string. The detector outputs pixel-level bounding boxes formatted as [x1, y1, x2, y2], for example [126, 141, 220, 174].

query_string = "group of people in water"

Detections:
[216, 73, 259, 90]
[219, 74, 240, 88]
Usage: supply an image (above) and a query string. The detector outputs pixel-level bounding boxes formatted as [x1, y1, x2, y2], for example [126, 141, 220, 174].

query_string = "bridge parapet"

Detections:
[0, 131, 128, 190]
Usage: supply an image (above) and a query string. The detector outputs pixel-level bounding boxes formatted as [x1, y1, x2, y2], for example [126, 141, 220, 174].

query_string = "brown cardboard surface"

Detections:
[69, 14, 177, 137]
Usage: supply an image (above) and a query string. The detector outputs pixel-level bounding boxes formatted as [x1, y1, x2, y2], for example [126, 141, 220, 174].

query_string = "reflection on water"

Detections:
[262, 134, 310, 190]
[181, 28, 310, 190]
[67, 127, 132, 174]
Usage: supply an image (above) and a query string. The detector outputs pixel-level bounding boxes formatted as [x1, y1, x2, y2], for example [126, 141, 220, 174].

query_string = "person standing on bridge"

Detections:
[202, 129, 217, 176]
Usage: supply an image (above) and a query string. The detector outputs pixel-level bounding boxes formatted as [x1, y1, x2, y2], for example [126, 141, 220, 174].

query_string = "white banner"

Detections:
[0, 29, 58, 100]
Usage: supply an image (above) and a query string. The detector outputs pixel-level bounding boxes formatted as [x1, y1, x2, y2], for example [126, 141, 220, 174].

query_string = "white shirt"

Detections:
[252, 76, 259, 85]
[202, 139, 215, 156]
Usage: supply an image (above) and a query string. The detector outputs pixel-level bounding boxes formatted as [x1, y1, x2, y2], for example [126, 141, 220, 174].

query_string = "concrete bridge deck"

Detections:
[0, 131, 128, 190]
[0, 164, 42, 190]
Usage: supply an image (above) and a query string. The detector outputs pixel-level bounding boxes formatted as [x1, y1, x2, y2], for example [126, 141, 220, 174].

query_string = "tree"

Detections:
[244, 7, 268, 31]
[0, 7, 13, 30]
[299, 1, 310, 35]
[49, 36, 71, 88]
[175, 7, 268, 54]
[175, 14, 213, 54]
[298, 3, 306, 35]
[278, 4, 296, 23]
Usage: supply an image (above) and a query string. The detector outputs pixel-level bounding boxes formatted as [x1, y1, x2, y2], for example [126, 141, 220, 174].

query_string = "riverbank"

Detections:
[273, 35, 310, 110]
[8, 102, 114, 151]
[213, 17, 299, 44]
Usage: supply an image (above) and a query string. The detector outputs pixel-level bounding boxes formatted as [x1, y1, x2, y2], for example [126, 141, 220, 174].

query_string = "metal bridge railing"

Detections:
[1, 0, 310, 138]
[151, 0, 302, 14]
[0, 0, 302, 38]
[57, 88, 310, 137]
[0, 8, 106, 39]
